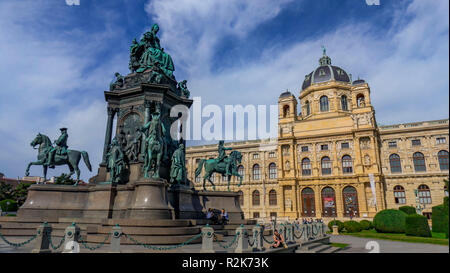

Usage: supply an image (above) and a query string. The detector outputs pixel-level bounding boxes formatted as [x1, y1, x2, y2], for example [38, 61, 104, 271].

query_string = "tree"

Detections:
[13, 183, 32, 206]
[0, 181, 13, 201]
[54, 173, 76, 185]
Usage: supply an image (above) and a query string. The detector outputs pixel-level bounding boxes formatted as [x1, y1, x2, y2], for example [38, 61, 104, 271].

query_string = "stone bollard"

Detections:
[234, 224, 248, 253]
[110, 224, 122, 253]
[332, 225, 339, 235]
[62, 222, 81, 253]
[32, 222, 52, 253]
[200, 224, 215, 253]
[252, 224, 264, 252]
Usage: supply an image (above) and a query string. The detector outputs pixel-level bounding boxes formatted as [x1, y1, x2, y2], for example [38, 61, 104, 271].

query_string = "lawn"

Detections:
[343, 229, 449, 246]
[330, 243, 349, 248]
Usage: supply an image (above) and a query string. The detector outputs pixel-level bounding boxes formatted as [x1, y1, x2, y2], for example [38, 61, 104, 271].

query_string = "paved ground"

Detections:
[1, 235, 448, 253]
[330, 235, 449, 253]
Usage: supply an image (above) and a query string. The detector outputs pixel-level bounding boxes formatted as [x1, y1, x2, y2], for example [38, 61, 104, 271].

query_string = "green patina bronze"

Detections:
[140, 103, 166, 179]
[177, 80, 190, 98]
[170, 143, 186, 185]
[129, 23, 175, 80]
[105, 137, 127, 184]
[25, 130, 92, 185]
[110, 72, 124, 91]
[194, 141, 243, 191]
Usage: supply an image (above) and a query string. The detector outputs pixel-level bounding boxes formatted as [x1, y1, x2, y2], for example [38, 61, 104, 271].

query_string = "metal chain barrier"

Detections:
[214, 232, 239, 249]
[0, 231, 37, 248]
[244, 230, 256, 247]
[312, 224, 319, 236]
[262, 234, 274, 244]
[294, 226, 304, 239]
[46, 230, 66, 250]
[79, 234, 110, 251]
[122, 232, 202, 251]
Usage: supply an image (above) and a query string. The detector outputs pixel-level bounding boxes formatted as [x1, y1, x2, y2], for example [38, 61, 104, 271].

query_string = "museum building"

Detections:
[185, 51, 449, 221]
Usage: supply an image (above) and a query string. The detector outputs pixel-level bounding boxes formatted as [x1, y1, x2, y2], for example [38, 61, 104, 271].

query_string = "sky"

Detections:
[0, 0, 448, 181]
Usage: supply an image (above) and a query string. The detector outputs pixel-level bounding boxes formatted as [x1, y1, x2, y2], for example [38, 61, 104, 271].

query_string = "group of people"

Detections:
[292, 218, 323, 225]
[206, 208, 229, 225]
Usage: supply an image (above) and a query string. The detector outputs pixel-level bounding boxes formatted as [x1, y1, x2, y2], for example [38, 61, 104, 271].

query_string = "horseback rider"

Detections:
[217, 140, 232, 176]
[45, 128, 68, 169]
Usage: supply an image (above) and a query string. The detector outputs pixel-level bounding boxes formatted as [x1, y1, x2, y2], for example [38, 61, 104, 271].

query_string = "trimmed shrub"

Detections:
[399, 206, 416, 215]
[359, 220, 373, 230]
[327, 220, 344, 232]
[343, 220, 362, 233]
[432, 205, 448, 233]
[405, 214, 431, 237]
[445, 215, 449, 239]
[0, 199, 18, 212]
[373, 209, 407, 233]
[444, 196, 449, 212]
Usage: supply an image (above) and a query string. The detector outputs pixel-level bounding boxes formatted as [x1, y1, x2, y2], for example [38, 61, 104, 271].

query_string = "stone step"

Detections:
[314, 244, 333, 253]
[320, 246, 342, 253]
[93, 226, 201, 236]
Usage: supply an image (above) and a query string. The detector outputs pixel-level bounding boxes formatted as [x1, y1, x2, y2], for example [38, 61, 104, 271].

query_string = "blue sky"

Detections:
[0, 0, 448, 181]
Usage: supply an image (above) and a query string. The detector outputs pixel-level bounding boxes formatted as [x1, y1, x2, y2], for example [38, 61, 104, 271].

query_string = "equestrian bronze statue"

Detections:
[194, 141, 243, 191]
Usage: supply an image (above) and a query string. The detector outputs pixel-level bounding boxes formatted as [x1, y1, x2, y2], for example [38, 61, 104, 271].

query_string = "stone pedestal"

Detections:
[332, 225, 339, 235]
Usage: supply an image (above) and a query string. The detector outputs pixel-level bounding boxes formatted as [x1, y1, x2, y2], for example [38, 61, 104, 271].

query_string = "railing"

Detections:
[0, 221, 328, 253]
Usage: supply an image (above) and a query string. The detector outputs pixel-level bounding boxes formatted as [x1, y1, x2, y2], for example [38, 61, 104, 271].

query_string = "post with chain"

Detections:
[32, 222, 52, 253]
[252, 224, 264, 252]
[280, 223, 287, 243]
[62, 222, 80, 253]
[200, 224, 215, 253]
[110, 224, 122, 253]
[234, 224, 248, 253]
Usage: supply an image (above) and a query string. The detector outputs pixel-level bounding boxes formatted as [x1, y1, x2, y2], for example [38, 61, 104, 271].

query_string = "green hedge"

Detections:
[432, 205, 448, 233]
[444, 196, 449, 212]
[405, 214, 431, 237]
[373, 209, 407, 233]
[445, 215, 449, 239]
[344, 220, 362, 233]
[399, 206, 416, 215]
[359, 220, 373, 230]
[327, 220, 344, 232]
[0, 199, 18, 212]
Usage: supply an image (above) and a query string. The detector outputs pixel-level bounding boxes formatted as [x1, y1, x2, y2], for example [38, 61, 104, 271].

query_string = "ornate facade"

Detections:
[186, 51, 449, 221]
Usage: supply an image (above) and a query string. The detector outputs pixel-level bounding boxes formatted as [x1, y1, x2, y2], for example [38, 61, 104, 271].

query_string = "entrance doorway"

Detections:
[321, 187, 337, 217]
[301, 188, 315, 217]
[343, 186, 359, 217]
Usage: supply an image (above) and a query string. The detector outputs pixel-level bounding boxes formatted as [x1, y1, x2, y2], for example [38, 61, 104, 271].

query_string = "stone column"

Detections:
[252, 224, 264, 251]
[62, 223, 81, 253]
[140, 100, 152, 160]
[102, 107, 116, 164]
[109, 224, 122, 253]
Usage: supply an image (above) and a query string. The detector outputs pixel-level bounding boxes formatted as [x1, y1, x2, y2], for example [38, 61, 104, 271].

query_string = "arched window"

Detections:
[389, 154, 402, 173]
[438, 150, 449, 170]
[418, 185, 432, 204]
[269, 190, 277, 206]
[252, 164, 260, 180]
[301, 188, 315, 217]
[413, 152, 426, 172]
[394, 185, 406, 204]
[269, 163, 277, 179]
[237, 190, 244, 206]
[343, 186, 359, 217]
[321, 156, 332, 175]
[252, 190, 260, 206]
[301, 158, 311, 176]
[341, 95, 348, 111]
[283, 105, 290, 117]
[320, 96, 329, 112]
[305, 101, 310, 116]
[342, 155, 353, 173]
[357, 94, 365, 107]
[321, 187, 336, 217]
[237, 165, 244, 176]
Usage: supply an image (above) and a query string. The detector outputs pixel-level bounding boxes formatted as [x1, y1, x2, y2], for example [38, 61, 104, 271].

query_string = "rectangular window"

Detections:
[269, 152, 276, 158]
[321, 144, 328, 151]
[253, 153, 259, 159]
[394, 192, 406, 204]
[253, 212, 260, 219]
[412, 139, 421, 146]
[270, 212, 277, 218]
[388, 141, 397, 148]
[301, 146, 309, 152]
[436, 137, 447, 144]
[341, 142, 349, 149]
